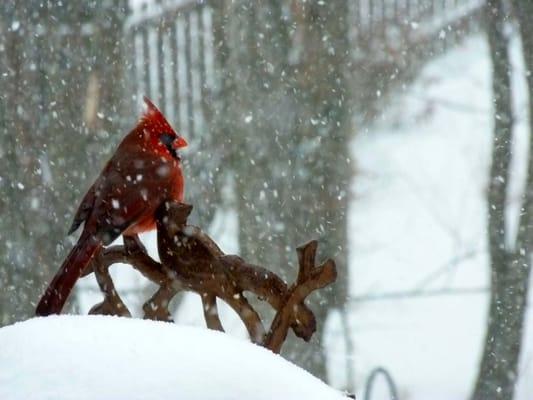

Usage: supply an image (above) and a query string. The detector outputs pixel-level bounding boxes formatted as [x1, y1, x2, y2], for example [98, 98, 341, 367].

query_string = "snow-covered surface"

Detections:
[0, 316, 346, 400]
[343, 34, 533, 399]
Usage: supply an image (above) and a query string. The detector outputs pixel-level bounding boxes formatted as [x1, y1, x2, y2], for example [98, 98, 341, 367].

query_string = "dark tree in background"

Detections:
[280, 1, 352, 381]
[0, 1, 128, 326]
[471, 0, 533, 399]
[209, 0, 353, 382]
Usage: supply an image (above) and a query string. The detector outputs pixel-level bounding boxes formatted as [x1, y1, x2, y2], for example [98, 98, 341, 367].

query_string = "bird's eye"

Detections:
[160, 132, 175, 147]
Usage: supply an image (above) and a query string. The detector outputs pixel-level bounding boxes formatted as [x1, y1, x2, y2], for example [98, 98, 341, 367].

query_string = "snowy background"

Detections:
[346, 34, 532, 400]
[74, 33, 532, 399]
[1, 1, 533, 399]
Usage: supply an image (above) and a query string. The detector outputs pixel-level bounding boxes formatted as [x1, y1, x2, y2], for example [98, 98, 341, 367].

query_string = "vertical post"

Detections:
[169, 20, 181, 131]
[184, 11, 195, 138]
[141, 24, 152, 99]
[197, 6, 208, 106]
[157, 20, 167, 110]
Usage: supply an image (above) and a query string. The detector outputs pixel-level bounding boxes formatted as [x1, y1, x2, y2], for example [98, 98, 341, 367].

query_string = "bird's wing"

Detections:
[87, 150, 179, 245]
[67, 181, 97, 235]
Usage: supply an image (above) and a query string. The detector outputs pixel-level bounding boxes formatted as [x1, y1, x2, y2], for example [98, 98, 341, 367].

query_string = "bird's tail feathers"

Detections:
[36, 231, 101, 316]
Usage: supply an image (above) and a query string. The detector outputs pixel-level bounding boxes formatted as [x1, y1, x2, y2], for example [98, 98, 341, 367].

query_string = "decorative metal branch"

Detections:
[83, 201, 337, 353]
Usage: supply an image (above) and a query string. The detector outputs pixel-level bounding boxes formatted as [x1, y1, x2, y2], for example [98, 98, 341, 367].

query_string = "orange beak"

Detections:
[173, 136, 188, 149]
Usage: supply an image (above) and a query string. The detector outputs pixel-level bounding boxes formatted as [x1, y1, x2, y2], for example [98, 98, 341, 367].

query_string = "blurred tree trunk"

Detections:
[0, 1, 128, 326]
[0, 2, 43, 324]
[471, 1, 532, 399]
[211, 0, 353, 383]
[282, 0, 352, 383]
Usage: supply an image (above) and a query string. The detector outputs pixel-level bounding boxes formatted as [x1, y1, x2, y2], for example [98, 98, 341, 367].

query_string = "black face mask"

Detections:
[159, 133, 181, 160]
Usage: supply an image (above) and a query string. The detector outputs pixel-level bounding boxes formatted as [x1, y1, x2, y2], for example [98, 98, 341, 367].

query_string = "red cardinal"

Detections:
[36, 97, 187, 316]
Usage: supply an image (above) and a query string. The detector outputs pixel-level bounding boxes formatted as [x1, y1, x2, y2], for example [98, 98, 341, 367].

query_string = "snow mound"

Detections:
[0, 316, 345, 400]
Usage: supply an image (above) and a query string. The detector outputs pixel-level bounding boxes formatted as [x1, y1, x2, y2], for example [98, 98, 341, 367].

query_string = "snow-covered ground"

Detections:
[0, 316, 347, 400]
[343, 34, 532, 399]
[69, 33, 532, 399]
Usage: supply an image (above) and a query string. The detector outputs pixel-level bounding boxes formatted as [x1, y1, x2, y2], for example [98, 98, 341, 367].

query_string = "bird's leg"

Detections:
[124, 234, 148, 256]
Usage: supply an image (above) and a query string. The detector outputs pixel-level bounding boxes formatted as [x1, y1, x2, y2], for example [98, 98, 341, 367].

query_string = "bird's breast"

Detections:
[124, 215, 157, 235]
[124, 161, 184, 236]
